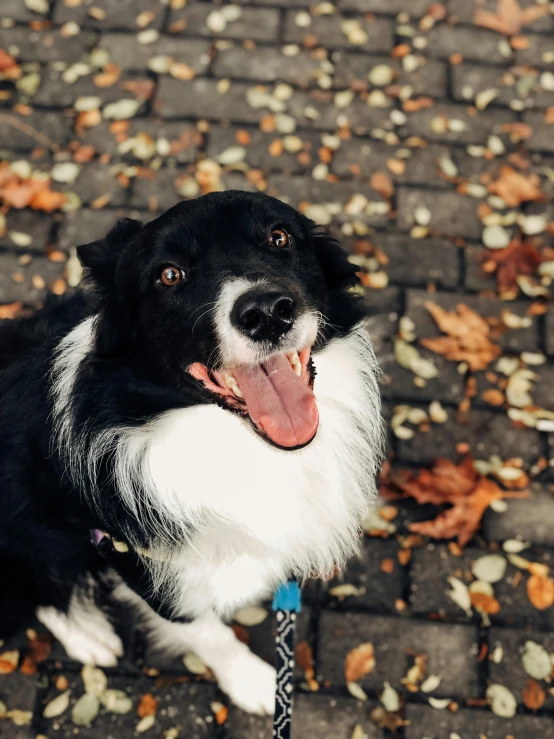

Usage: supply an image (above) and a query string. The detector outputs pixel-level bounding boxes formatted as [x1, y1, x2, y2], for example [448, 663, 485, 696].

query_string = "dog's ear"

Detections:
[309, 225, 359, 290]
[77, 218, 144, 287]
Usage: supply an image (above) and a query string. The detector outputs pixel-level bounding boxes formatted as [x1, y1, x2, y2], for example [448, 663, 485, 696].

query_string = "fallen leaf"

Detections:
[137, 693, 158, 718]
[522, 640, 552, 680]
[72, 693, 100, 726]
[0, 650, 19, 674]
[43, 690, 71, 718]
[0, 302, 23, 319]
[370, 171, 393, 200]
[522, 679, 546, 711]
[488, 166, 545, 207]
[370, 706, 407, 731]
[486, 683, 517, 718]
[100, 690, 133, 714]
[420, 301, 501, 372]
[20, 633, 51, 675]
[527, 573, 554, 610]
[381, 457, 518, 547]
[470, 591, 501, 614]
[295, 641, 318, 690]
[482, 239, 543, 294]
[344, 643, 376, 683]
[474, 0, 549, 36]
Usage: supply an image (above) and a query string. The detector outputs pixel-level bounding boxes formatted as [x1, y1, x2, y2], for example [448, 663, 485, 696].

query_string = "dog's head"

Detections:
[78, 191, 365, 450]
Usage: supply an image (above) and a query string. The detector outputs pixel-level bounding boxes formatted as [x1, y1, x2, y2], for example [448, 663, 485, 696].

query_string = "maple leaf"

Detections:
[487, 166, 545, 207]
[474, 0, 550, 36]
[482, 239, 543, 293]
[381, 457, 523, 548]
[419, 302, 502, 371]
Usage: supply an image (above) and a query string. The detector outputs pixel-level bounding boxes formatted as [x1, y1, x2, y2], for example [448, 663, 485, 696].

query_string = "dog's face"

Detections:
[78, 191, 364, 450]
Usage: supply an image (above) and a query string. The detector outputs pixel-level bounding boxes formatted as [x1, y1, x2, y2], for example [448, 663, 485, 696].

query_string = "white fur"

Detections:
[113, 580, 276, 715]
[51, 319, 383, 618]
[37, 591, 123, 666]
[214, 277, 319, 367]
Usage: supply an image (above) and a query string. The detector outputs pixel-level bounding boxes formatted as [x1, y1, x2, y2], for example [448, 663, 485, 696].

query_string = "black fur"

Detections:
[0, 191, 365, 634]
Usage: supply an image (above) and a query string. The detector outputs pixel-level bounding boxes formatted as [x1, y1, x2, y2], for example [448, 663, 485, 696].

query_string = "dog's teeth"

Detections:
[223, 372, 243, 398]
[287, 351, 302, 377]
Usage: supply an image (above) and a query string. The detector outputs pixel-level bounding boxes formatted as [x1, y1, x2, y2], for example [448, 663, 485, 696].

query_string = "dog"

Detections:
[0, 191, 383, 714]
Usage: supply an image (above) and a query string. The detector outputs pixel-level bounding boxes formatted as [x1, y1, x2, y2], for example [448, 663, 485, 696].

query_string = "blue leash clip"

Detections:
[272, 579, 301, 613]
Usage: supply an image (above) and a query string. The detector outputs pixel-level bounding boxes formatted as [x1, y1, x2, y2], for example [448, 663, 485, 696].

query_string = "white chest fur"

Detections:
[53, 321, 383, 619]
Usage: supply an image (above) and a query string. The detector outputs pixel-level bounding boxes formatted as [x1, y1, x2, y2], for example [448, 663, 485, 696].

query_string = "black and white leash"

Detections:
[271, 579, 301, 739]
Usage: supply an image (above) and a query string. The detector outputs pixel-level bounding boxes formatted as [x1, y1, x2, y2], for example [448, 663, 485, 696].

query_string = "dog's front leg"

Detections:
[113, 582, 276, 715]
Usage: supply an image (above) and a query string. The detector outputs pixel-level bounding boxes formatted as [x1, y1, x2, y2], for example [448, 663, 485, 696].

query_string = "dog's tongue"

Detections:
[233, 355, 319, 448]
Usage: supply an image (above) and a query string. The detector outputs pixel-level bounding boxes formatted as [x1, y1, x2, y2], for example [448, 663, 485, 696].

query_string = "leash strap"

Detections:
[272, 580, 301, 739]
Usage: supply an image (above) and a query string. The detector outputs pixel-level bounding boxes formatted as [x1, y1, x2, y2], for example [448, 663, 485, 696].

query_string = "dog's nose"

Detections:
[232, 290, 296, 343]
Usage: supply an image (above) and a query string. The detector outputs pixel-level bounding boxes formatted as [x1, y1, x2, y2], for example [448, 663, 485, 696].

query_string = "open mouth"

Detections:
[188, 348, 319, 449]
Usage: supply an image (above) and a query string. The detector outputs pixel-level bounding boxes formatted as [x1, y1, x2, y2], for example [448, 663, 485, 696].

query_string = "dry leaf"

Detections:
[470, 592, 501, 614]
[527, 573, 554, 610]
[420, 301, 501, 371]
[0, 650, 19, 674]
[482, 239, 543, 294]
[370, 172, 393, 200]
[488, 166, 545, 207]
[381, 457, 520, 547]
[344, 643, 375, 683]
[20, 633, 51, 675]
[137, 694, 158, 718]
[295, 641, 318, 690]
[474, 0, 549, 36]
[0, 302, 23, 319]
[522, 679, 545, 711]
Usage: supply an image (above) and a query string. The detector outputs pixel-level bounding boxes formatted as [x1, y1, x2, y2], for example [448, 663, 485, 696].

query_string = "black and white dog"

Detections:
[0, 191, 383, 714]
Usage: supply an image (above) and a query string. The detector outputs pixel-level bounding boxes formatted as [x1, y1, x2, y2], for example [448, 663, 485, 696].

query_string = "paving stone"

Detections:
[426, 24, 514, 65]
[324, 538, 406, 613]
[397, 408, 542, 465]
[524, 111, 554, 152]
[405, 703, 554, 739]
[98, 33, 211, 72]
[80, 119, 201, 163]
[546, 307, 554, 356]
[489, 627, 554, 710]
[318, 611, 480, 698]
[397, 188, 481, 239]
[205, 125, 320, 173]
[56, 161, 131, 207]
[516, 33, 554, 69]
[405, 289, 540, 352]
[0, 251, 66, 304]
[40, 673, 218, 738]
[54, 0, 167, 30]
[374, 234, 460, 288]
[452, 63, 552, 110]
[0, 111, 73, 150]
[332, 140, 455, 188]
[33, 67, 153, 109]
[404, 103, 516, 145]
[482, 483, 554, 548]
[169, 3, 280, 42]
[334, 55, 447, 98]
[0, 671, 37, 739]
[379, 344, 465, 403]
[1, 0, 52, 22]
[283, 12, 394, 53]
[340, 0, 431, 13]
[228, 694, 382, 739]
[363, 285, 403, 316]
[0, 27, 91, 64]
[0, 210, 52, 252]
[212, 45, 330, 88]
[464, 244, 499, 292]
[57, 208, 151, 251]
[410, 543, 554, 630]
[265, 175, 390, 228]
[130, 168, 185, 212]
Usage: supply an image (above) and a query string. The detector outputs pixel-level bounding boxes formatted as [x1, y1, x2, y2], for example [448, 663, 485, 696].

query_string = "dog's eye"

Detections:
[268, 228, 290, 248]
[159, 266, 185, 287]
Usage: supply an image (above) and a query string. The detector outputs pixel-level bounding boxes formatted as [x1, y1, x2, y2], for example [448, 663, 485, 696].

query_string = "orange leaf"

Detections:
[344, 643, 375, 683]
[470, 592, 501, 614]
[137, 693, 158, 718]
[488, 166, 545, 207]
[527, 574, 554, 610]
[29, 188, 67, 212]
[370, 171, 393, 200]
[20, 633, 51, 675]
[0, 302, 23, 319]
[215, 705, 228, 725]
[474, 0, 548, 36]
[523, 679, 546, 711]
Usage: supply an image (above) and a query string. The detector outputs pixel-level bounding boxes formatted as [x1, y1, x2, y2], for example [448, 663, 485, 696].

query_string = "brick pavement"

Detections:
[0, 1, 554, 738]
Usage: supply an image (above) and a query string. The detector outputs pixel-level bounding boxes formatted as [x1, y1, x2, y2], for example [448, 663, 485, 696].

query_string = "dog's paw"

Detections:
[37, 603, 123, 667]
[63, 622, 124, 667]
[215, 647, 276, 715]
